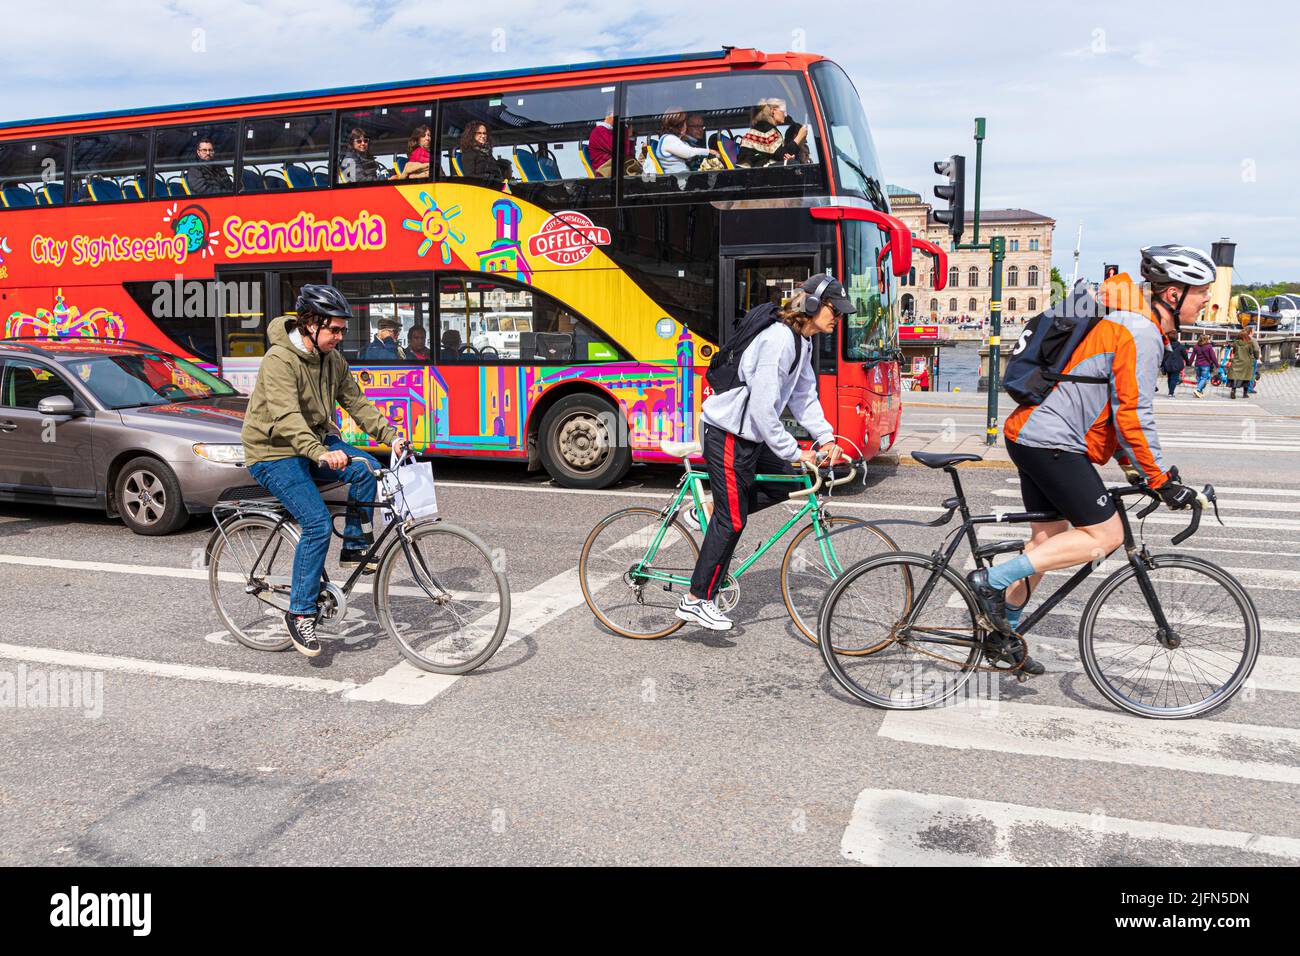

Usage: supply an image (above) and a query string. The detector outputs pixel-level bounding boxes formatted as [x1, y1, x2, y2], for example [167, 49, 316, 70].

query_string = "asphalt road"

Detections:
[1, 416, 1297, 865]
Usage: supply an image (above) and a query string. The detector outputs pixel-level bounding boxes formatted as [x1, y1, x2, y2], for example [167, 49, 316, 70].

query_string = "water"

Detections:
[935, 341, 982, 393]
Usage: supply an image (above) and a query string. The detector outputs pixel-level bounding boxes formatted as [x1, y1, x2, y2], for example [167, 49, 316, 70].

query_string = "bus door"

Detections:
[215, 265, 329, 393]
[720, 253, 837, 443]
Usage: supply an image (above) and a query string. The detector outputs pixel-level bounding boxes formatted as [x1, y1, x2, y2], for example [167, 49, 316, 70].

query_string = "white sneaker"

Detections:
[675, 594, 734, 631]
[678, 505, 707, 533]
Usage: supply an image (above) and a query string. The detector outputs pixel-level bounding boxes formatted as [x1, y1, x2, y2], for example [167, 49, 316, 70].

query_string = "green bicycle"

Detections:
[578, 439, 898, 641]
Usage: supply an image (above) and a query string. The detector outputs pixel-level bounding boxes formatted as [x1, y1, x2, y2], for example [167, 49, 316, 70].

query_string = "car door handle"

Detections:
[0, 421, 17, 432]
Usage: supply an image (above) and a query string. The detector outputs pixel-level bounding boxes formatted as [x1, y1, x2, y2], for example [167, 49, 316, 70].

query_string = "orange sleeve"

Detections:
[1110, 327, 1168, 489]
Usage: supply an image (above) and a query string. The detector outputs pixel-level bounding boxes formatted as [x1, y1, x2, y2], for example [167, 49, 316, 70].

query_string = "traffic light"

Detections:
[1103, 263, 1119, 280]
[933, 155, 966, 244]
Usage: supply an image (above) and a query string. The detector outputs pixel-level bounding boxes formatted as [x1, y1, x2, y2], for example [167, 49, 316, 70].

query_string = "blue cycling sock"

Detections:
[986, 554, 1035, 591]
[1005, 606, 1023, 631]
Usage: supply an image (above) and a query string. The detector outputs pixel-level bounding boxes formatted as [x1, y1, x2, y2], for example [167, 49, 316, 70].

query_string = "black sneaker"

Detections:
[967, 568, 1014, 635]
[285, 612, 322, 657]
[339, 548, 378, 574]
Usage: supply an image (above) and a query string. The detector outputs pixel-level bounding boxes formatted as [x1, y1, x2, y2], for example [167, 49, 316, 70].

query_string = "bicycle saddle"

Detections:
[911, 451, 983, 469]
[660, 440, 702, 459]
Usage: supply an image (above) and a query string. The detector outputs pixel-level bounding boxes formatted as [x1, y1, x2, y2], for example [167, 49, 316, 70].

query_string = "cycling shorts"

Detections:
[1006, 439, 1117, 527]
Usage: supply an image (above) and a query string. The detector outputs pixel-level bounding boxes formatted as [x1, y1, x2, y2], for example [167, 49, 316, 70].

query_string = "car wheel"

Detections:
[115, 456, 188, 535]
[538, 393, 631, 489]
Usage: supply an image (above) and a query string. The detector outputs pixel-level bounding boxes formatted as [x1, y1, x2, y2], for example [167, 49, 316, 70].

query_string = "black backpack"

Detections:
[705, 303, 800, 397]
[1003, 284, 1108, 406]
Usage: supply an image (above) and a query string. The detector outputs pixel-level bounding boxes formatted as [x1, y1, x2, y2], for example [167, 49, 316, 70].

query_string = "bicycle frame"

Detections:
[629, 464, 846, 590]
[898, 464, 1178, 647]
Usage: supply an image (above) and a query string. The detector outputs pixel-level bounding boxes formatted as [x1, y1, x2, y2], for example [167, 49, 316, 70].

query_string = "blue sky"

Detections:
[8, 0, 1297, 280]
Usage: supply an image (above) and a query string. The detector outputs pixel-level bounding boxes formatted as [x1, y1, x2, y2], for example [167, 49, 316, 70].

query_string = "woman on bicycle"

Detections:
[676, 275, 848, 631]
[241, 284, 411, 657]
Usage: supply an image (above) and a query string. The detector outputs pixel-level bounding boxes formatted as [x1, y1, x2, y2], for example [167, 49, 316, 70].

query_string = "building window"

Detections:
[948, 298, 957, 312]
[968, 297, 977, 312]
[1006, 266, 1019, 287]
[1009, 239, 1019, 252]
[1030, 239, 1039, 251]
[1027, 265, 1039, 287]
[1007, 297, 1017, 313]
[71, 130, 150, 204]
[907, 266, 916, 287]
[1028, 296, 1037, 312]
[968, 266, 979, 287]
[154, 123, 237, 198]
[339, 103, 434, 185]
[239, 112, 333, 192]
[0, 138, 67, 208]
[435, 275, 625, 364]
[948, 266, 960, 288]
[929, 298, 939, 314]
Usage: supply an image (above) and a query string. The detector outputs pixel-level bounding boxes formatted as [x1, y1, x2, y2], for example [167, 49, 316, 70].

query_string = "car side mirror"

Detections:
[37, 395, 79, 417]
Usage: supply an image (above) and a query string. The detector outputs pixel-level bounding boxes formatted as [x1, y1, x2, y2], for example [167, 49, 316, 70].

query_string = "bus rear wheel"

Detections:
[539, 393, 631, 489]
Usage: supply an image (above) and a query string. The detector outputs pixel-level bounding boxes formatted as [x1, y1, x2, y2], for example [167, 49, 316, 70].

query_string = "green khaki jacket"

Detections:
[241, 316, 398, 465]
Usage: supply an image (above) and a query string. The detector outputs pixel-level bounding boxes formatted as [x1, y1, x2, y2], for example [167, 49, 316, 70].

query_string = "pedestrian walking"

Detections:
[1191, 333, 1216, 397]
[1162, 336, 1189, 397]
[1227, 327, 1260, 400]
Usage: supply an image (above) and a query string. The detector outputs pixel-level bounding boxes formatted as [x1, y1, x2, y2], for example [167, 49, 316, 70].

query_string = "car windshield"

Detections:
[66, 353, 238, 409]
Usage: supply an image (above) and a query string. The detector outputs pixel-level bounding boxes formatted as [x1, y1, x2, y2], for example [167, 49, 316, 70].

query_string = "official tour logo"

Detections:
[526, 211, 610, 266]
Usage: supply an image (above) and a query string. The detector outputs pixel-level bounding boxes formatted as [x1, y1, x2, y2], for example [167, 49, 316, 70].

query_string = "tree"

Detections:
[1050, 267, 1069, 305]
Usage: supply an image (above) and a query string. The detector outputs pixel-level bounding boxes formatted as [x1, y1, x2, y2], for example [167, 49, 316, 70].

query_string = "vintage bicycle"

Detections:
[206, 455, 510, 674]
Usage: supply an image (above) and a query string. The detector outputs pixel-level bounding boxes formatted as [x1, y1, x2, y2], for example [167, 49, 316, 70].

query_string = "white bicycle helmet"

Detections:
[1139, 245, 1216, 286]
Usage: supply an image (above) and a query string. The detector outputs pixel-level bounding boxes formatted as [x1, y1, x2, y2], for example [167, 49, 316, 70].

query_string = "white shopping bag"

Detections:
[392, 457, 438, 521]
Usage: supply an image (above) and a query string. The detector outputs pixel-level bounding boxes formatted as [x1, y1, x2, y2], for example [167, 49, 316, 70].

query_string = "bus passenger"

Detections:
[588, 111, 615, 177]
[185, 138, 234, 194]
[406, 325, 430, 360]
[683, 114, 708, 171]
[339, 128, 389, 183]
[459, 121, 512, 187]
[656, 111, 717, 174]
[404, 125, 432, 180]
[363, 316, 408, 361]
[736, 99, 806, 167]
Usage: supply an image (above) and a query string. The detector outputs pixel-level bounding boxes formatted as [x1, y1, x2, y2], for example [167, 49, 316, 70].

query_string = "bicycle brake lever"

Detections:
[1204, 485, 1224, 526]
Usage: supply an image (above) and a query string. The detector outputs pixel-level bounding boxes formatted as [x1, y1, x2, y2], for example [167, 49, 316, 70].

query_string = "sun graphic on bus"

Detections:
[160, 203, 222, 259]
[402, 192, 465, 263]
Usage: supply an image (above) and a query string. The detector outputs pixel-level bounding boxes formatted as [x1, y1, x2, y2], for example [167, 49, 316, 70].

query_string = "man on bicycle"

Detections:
[972, 245, 1213, 674]
[241, 284, 412, 657]
[676, 275, 847, 631]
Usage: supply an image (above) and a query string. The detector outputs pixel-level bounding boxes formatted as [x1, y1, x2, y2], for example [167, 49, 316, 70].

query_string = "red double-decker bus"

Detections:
[0, 46, 927, 487]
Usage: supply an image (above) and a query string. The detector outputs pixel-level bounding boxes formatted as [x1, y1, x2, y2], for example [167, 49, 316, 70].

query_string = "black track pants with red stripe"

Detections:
[690, 423, 797, 600]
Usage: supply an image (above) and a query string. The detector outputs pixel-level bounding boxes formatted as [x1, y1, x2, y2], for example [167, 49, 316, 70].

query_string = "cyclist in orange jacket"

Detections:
[970, 245, 1213, 674]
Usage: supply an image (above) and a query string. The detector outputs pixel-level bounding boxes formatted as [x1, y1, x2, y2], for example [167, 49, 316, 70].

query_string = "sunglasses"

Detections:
[320, 325, 348, 336]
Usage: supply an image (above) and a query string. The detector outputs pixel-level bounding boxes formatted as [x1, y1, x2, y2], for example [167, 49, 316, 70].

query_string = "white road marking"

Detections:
[988, 487, 1300, 513]
[344, 566, 605, 705]
[841, 789, 1300, 866]
[877, 702, 1300, 784]
[0, 641, 357, 695]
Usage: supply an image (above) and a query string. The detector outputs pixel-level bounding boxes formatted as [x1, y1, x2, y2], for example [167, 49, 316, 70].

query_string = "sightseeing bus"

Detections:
[0, 46, 924, 488]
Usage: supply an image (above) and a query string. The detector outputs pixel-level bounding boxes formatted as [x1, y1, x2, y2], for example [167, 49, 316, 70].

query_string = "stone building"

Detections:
[887, 184, 1055, 323]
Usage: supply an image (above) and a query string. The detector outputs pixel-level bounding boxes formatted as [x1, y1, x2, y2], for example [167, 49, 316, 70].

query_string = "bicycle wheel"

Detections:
[780, 515, 900, 645]
[1079, 554, 1260, 719]
[579, 507, 699, 639]
[374, 521, 510, 675]
[208, 514, 298, 652]
[819, 552, 983, 709]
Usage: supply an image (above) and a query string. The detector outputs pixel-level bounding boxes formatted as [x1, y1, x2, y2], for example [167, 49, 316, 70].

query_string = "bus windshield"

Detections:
[810, 60, 887, 207]
[66, 353, 239, 409]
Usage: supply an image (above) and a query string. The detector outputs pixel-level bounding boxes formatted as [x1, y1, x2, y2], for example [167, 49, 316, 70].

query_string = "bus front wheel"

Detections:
[539, 394, 631, 489]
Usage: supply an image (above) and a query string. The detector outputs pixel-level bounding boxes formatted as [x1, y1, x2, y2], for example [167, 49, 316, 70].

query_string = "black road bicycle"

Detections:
[206, 456, 509, 674]
[817, 451, 1260, 718]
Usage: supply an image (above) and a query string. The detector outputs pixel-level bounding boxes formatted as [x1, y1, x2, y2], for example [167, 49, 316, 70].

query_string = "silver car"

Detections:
[0, 338, 259, 535]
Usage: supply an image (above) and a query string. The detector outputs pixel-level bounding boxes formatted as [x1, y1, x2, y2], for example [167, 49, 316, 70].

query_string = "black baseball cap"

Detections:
[801, 275, 856, 315]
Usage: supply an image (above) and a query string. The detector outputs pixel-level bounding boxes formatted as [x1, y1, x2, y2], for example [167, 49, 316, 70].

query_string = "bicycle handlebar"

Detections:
[1126, 480, 1219, 545]
[788, 456, 859, 499]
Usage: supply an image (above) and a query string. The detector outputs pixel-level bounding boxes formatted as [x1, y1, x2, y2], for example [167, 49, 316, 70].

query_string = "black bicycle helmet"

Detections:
[296, 283, 354, 321]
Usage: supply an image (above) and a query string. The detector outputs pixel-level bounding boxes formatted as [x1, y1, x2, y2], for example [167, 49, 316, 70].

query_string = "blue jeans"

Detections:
[248, 436, 380, 616]
[1195, 365, 1213, 391]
